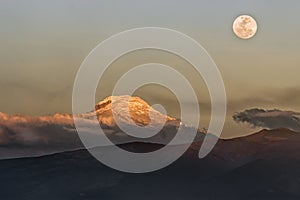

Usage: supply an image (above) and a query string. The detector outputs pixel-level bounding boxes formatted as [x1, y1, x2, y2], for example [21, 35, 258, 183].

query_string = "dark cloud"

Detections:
[233, 108, 300, 132]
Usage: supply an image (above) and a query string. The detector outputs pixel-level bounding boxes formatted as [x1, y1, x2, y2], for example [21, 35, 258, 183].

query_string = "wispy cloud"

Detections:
[233, 108, 300, 132]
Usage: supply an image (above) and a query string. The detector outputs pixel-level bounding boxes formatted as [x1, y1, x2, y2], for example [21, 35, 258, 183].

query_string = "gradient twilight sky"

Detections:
[1, 0, 300, 138]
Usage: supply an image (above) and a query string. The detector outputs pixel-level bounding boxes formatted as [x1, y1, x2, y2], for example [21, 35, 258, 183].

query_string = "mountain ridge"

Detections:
[1, 127, 300, 199]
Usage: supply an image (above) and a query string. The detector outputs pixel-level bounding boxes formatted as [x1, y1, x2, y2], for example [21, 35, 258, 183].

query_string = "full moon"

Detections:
[233, 15, 257, 39]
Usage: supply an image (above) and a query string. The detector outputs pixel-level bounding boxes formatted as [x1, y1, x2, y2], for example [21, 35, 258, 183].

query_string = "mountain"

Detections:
[0, 96, 184, 159]
[0, 128, 300, 200]
[94, 95, 179, 127]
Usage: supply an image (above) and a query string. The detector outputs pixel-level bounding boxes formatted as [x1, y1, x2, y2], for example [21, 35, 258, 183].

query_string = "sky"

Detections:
[0, 0, 300, 138]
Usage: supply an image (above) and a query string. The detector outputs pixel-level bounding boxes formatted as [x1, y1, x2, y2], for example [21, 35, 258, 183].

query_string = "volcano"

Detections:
[94, 95, 179, 128]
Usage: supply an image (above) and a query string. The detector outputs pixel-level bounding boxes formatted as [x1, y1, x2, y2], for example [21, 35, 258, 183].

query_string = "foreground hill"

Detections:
[0, 128, 299, 200]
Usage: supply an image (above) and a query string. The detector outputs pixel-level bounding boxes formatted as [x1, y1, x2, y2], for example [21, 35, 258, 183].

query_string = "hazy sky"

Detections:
[1, 0, 300, 137]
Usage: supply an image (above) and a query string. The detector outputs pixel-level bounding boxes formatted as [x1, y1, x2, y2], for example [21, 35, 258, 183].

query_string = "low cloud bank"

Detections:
[0, 112, 188, 159]
[233, 108, 300, 132]
[0, 112, 100, 158]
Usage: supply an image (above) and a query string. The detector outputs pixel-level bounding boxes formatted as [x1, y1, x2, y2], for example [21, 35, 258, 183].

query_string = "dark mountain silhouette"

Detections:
[0, 128, 299, 200]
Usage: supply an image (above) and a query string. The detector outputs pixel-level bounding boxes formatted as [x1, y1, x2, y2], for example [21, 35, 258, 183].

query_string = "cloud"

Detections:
[0, 112, 100, 159]
[0, 111, 188, 159]
[233, 108, 300, 132]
